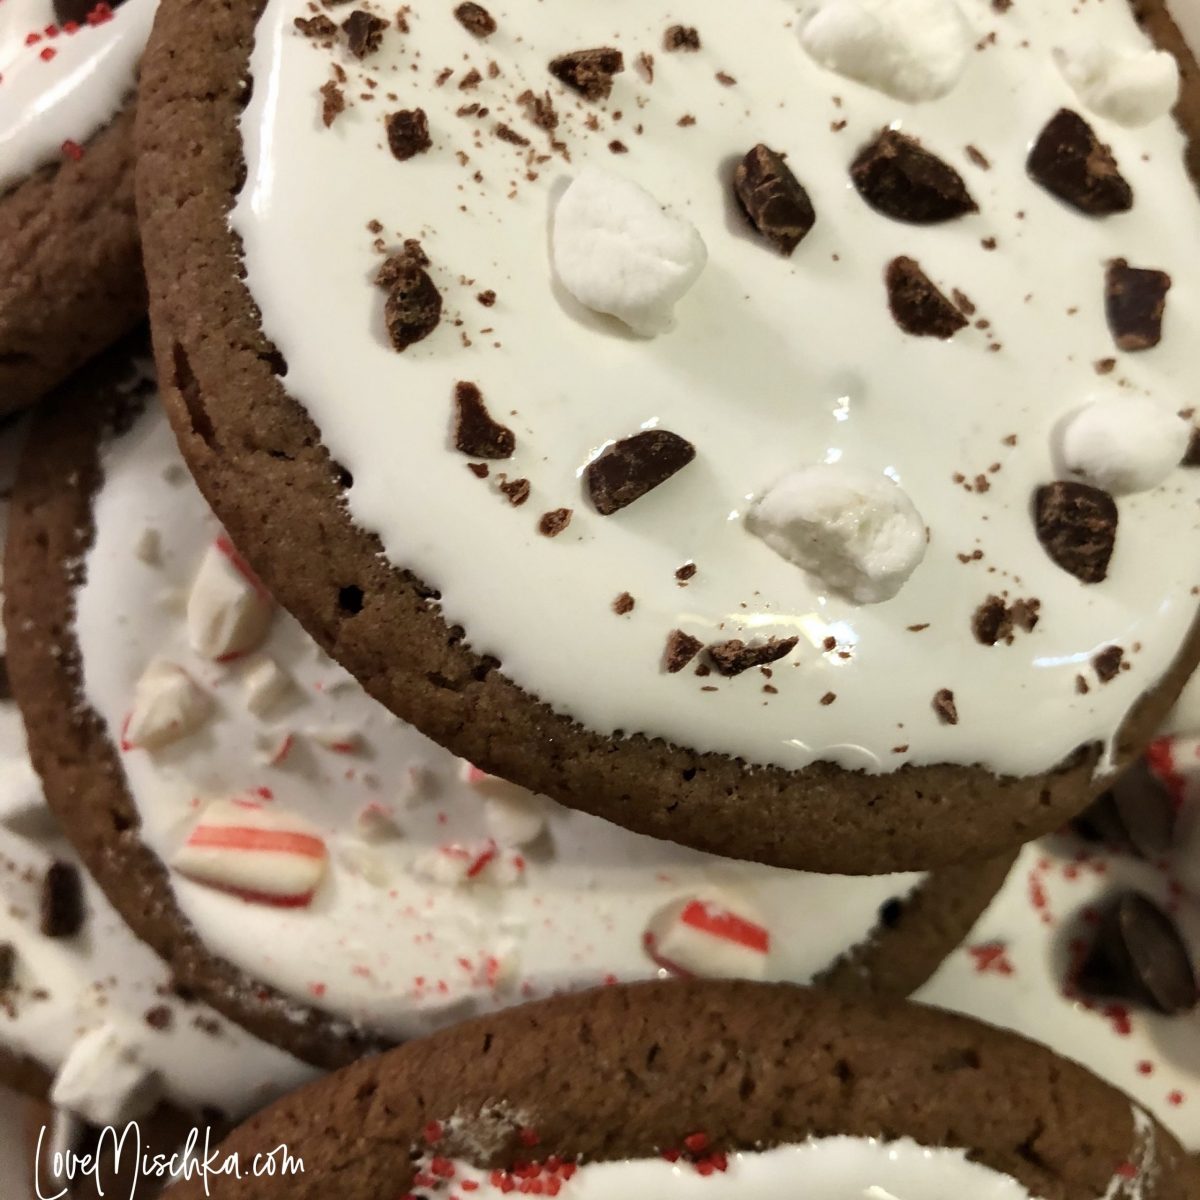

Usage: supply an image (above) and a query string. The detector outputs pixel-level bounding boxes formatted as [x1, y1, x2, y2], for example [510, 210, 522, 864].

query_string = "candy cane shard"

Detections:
[461, 762, 547, 846]
[172, 798, 328, 907]
[643, 895, 771, 979]
[123, 658, 213, 751]
[187, 535, 274, 661]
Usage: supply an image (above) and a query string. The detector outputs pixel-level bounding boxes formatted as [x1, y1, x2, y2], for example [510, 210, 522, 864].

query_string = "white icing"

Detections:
[232, 0, 1200, 778]
[75, 406, 925, 1041]
[1054, 39, 1180, 128]
[0, 0, 157, 193]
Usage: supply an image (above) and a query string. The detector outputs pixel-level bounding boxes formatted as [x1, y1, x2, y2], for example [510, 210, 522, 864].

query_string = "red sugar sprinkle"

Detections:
[430, 1157, 456, 1179]
[968, 942, 1015, 976]
[62, 139, 84, 161]
[39, 47, 57, 61]
[1137, 1061, 1154, 1076]
[25, 32, 42, 45]
[462, 1183, 479, 1192]
[662, 1149, 681, 1163]
[1168, 1090, 1185, 1106]
[421, 1121, 443, 1143]
[683, 1133, 710, 1153]
[518, 1129, 541, 1148]
[307, 982, 326, 998]
[1102, 1004, 1132, 1037]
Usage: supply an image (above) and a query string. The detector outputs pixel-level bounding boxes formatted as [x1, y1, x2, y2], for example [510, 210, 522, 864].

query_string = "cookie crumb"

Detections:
[820, 691, 836, 706]
[319, 79, 346, 127]
[1093, 645, 1125, 683]
[454, 2, 497, 38]
[342, 10, 387, 58]
[499, 477, 530, 506]
[664, 630, 703, 673]
[675, 563, 697, 583]
[386, 108, 432, 160]
[708, 637, 799, 677]
[663, 25, 700, 51]
[453, 382, 515, 459]
[477, 289, 497, 307]
[538, 508, 572, 537]
[613, 592, 635, 615]
[549, 48, 624, 102]
[932, 688, 958, 725]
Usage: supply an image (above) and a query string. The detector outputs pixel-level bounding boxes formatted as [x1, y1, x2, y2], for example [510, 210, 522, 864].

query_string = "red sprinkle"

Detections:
[61, 139, 84, 162]
[682, 1133, 710, 1154]
[518, 1129, 541, 1148]
[39, 47, 57, 61]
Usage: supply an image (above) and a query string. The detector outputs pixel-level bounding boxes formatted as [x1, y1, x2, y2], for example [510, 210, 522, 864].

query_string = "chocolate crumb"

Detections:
[295, 14, 337, 37]
[885, 257, 968, 339]
[459, 68, 484, 90]
[763, 684, 779, 695]
[822, 636, 837, 652]
[663, 25, 700, 51]
[820, 692, 837, 706]
[715, 70, 736, 86]
[609, 139, 628, 154]
[517, 90, 559, 134]
[386, 108, 432, 160]
[145, 1005, 173, 1031]
[965, 144, 990, 170]
[636, 52, 655, 83]
[494, 122, 531, 147]
[733, 144, 816, 256]
[454, 2, 496, 38]
[0, 943, 13, 991]
[1010, 598, 1040, 632]
[585, 429, 696, 515]
[907, 624, 930, 633]
[664, 630, 703, 673]
[972, 596, 1012, 646]
[477, 290, 497, 307]
[549, 48, 625, 102]
[1094, 357, 1117, 375]
[613, 592, 635, 615]
[707, 636, 799, 677]
[678, 114, 696, 127]
[40, 862, 84, 939]
[376, 253, 442, 351]
[1026, 109, 1133, 216]
[320, 79, 346, 127]
[1034, 481, 1118, 584]
[538, 508, 572, 537]
[499, 477, 530, 506]
[453, 382, 514, 459]
[932, 688, 959, 725]
[1105, 259, 1171, 352]
[675, 563, 697, 583]
[851, 129, 977, 224]
[342, 10, 387, 58]
[467, 463, 489, 479]
[1093, 645, 1125, 683]
[981, 236, 997, 250]
[1076, 674, 1090, 695]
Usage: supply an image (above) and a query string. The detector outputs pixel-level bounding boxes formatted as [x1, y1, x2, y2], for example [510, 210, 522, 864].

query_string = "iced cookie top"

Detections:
[73, 403, 926, 1042]
[231, 0, 1200, 779]
[0, 0, 156, 192]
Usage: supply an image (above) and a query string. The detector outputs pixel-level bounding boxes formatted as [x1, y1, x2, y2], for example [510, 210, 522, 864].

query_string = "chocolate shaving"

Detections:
[1093, 645, 1125, 683]
[664, 630, 703, 673]
[613, 592, 635, 615]
[453, 382, 514, 459]
[549, 48, 625, 102]
[376, 253, 442, 351]
[1026, 109, 1133, 216]
[1033, 481, 1117, 584]
[1105, 259, 1171, 352]
[538, 508, 572, 537]
[885, 257, 968, 339]
[707, 636, 799, 677]
[1073, 759, 1176, 860]
[342, 10, 387, 58]
[850, 130, 977, 224]
[585, 430, 696, 515]
[664, 25, 701, 51]
[932, 689, 958, 725]
[454, 2, 497, 37]
[295, 14, 337, 37]
[733, 144, 816, 256]
[40, 862, 84, 939]
[386, 108, 432, 160]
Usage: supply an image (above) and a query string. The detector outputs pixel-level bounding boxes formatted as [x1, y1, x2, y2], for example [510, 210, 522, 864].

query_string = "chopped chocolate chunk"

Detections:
[1026, 109, 1133, 216]
[1009, 598, 1040, 632]
[386, 108, 432, 160]
[1093, 645, 1125, 683]
[850, 130, 977, 224]
[707, 636, 799, 677]
[0, 942, 13, 991]
[499, 477, 530, 506]
[613, 592, 635, 615]
[145, 1005, 173, 1031]
[342, 10, 387, 58]
[664, 630, 703, 673]
[820, 692, 837, 706]
[454, 2, 496, 37]
[715, 71, 736, 86]
[467, 462, 489, 479]
[1076, 893, 1198, 1016]
[664, 25, 701, 51]
[494, 123, 531, 147]
[453, 382, 515, 459]
[675, 563, 697, 582]
[972, 596, 1012, 646]
[1105, 260, 1171, 352]
[932, 689, 958, 725]
[585, 430, 696, 515]
[549, 48, 625, 102]
[40, 862, 84, 939]
[320, 80, 346, 127]
[538, 508, 572, 537]
[964, 144, 990, 170]
[733, 144, 816, 256]
[1184, 427, 1200, 467]
[1033, 481, 1118, 584]
[477, 290, 497, 307]
[1073, 760, 1176, 860]
[608, 140, 628, 154]
[885, 257, 968, 339]
[295, 14, 337, 37]
[376, 256, 442, 351]
[1094, 357, 1117, 375]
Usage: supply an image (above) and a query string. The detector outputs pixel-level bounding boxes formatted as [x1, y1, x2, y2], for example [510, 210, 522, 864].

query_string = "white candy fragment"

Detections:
[1054, 39, 1179, 127]
[1059, 396, 1189, 496]
[644, 895, 771, 980]
[187, 535, 274, 661]
[461, 763, 547, 846]
[51, 1024, 163, 1126]
[172, 798, 328, 906]
[746, 465, 927, 604]
[552, 166, 707, 336]
[123, 658, 213, 751]
[796, 0, 971, 103]
[410, 841, 525, 888]
[243, 655, 295, 716]
[306, 726, 363, 754]
[134, 528, 162, 566]
[337, 842, 393, 887]
[254, 730, 296, 767]
[355, 802, 404, 842]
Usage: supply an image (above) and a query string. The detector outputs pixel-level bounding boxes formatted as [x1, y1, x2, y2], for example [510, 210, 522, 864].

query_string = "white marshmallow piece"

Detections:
[644, 895, 771, 980]
[51, 1024, 163, 1126]
[1059, 396, 1189, 496]
[1054, 39, 1179, 127]
[243, 655, 295, 716]
[797, 0, 971, 103]
[552, 166, 707, 336]
[746, 465, 927, 604]
[172, 798, 328, 906]
[124, 658, 213, 751]
[187, 536, 274, 661]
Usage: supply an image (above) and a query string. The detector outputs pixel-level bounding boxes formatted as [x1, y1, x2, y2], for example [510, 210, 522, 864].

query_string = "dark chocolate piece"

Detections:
[386, 109, 432, 160]
[851, 130, 976, 224]
[707, 637, 799, 677]
[376, 254, 442, 351]
[1033, 481, 1117, 584]
[1072, 759, 1176, 860]
[453, 382, 515, 459]
[1093, 645, 1125, 684]
[454, 2, 497, 38]
[549, 48, 625, 102]
[585, 430, 696, 515]
[1105, 260, 1171, 352]
[733, 144, 816, 255]
[342, 11, 387, 58]
[885, 257, 968, 339]
[613, 592, 635, 615]
[40, 861, 84, 939]
[1026, 109, 1133, 216]
[664, 630, 704, 673]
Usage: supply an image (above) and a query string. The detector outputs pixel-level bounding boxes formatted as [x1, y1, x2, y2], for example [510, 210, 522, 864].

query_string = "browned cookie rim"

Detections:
[167, 980, 1199, 1200]
[2, 338, 1016, 1067]
[134, 0, 1200, 874]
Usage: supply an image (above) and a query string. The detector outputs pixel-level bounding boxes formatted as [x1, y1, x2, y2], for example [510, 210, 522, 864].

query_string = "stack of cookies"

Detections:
[1, 0, 1199, 1195]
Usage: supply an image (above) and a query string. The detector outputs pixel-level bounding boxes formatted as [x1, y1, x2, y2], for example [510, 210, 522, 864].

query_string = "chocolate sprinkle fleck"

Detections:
[707, 636, 799, 677]
[1033, 481, 1118, 584]
[386, 108, 432, 160]
[851, 130, 977, 224]
[733, 144, 816, 256]
[664, 25, 701, 51]
[664, 630, 703, 673]
[342, 10, 387, 58]
[453, 382, 515, 459]
[585, 429, 696, 515]
[1026, 109, 1133, 216]
[454, 2, 497, 38]
[1093, 645, 1125, 683]
[40, 861, 84, 939]
[549, 48, 625, 102]
[885, 257, 968, 339]
[538, 508, 572, 537]
[964, 144, 990, 170]
[932, 688, 958, 725]
[613, 592, 635, 615]
[1105, 259, 1171, 352]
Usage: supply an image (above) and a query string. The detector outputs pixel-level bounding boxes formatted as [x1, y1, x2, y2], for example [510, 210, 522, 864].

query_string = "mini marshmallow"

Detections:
[172, 798, 328, 906]
[552, 166, 707, 336]
[1054, 39, 1179, 127]
[243, 655, 295, 716]
[644, 895, 771, 980]
[187, 535, 274, 661]
[51, 1024, 163, 1127]
[746, 465, 927, 604]
[124, 658, 213, 751]
[797, 0, 971, 103]
[1058, 396, 1189, 496]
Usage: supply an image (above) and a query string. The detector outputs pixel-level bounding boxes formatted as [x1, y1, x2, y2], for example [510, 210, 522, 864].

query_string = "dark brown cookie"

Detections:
[164, 982, 1200, 1200]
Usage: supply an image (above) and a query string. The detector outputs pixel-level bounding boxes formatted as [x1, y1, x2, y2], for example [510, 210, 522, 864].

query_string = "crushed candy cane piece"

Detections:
[243, 655, 295, 716]
[134, 528, 162, 566]
[123, 659, 212, 751]
[355, 802, 404, 842]
[644, 895, 771, 979]
[187, 535, 274, 661]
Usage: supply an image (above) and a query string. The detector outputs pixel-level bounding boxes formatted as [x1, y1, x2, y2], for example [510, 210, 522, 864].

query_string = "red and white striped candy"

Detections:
[172, 797, 327, 907]
[644, 895, 771, 980]
[187, 535, 274, 662]
[123, 658, 212, 752]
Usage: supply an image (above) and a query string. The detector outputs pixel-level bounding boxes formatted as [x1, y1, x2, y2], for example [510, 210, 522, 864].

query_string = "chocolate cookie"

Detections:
[3, 341, 1015, 1068]
[135, 0, 1200, 874]
[165, 980, 1200, 1200]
